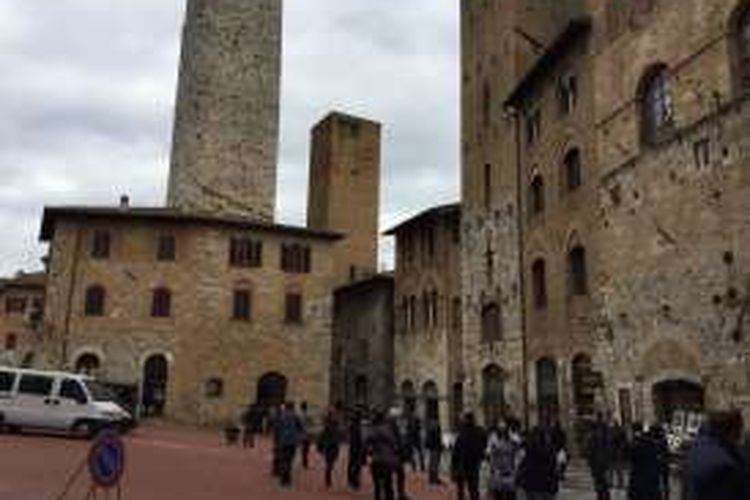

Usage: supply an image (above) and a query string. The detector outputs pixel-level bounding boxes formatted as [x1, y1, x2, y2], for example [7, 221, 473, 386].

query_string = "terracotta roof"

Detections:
[0, 271, 46, 289]
[504, 17, 592, 108]
[383, 203, 460, 236]
[39, 206, 344, 242]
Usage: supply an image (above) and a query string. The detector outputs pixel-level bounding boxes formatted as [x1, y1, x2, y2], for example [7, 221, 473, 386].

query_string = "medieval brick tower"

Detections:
[307, 112, 381, 286]
[167, 0, 282, 222]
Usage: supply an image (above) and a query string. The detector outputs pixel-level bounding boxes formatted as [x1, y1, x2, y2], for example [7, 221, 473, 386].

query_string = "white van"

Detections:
[0, 367, 132, 437]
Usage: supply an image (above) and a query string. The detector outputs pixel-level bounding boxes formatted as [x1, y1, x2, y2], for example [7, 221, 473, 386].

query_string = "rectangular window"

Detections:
[285, 293, 303, 324]
[281, 244, 312, 274]
[157, 234, 176, 261]
[18, 374, 53, 396]
[0, 370, 16, 392]
[229, 237, 263, 268]
[233, 290, 251, 321]
[5, 297, 27, 314]
[91, 230, 111, 259]
[484, 164, 492, 209]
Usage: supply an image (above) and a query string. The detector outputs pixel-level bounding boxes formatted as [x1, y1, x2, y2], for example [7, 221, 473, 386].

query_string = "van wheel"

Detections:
[72, 420, 97, 439]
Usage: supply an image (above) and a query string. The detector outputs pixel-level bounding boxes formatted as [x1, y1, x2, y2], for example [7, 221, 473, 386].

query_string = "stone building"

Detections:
[0, 272, 45, 368]
[39, 206, 340, 424]
[167, 0, 282, 222]
[307, 112, 381, 286]
[35, 0, 383, 425]
[330, 274, 394, 412]
[461, 0, 750, 429]
[386, 204, 463, 430]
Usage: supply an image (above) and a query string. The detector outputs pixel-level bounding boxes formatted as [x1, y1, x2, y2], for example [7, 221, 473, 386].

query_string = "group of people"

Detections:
[235, 402, 750, 500]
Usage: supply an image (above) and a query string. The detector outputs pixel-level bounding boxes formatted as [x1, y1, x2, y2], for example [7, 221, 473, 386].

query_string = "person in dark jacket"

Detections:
[299, 401, 315, 469]
[627, 423, 663, 500]
[273, 402, 303, 487]
[685, 409, 748, 500]
[348, 408, 366, 490]
[367, 410, 399, 500]
[549, 421, 568, 482]
[389, 409, 412, 500]
[408, 416, 425, 471]
[650, 425, 671, 499]
[451, 412, 487, 500]
[586, 415, 613, 500]
[425, 417, 445, 485]
[610, 421, 628, 490]
[317, 407, 343, 488]
[518, 426, 559, 500]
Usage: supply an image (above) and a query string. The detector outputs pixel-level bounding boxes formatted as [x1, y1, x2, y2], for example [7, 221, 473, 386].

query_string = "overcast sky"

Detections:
[0, 0, 459, 276]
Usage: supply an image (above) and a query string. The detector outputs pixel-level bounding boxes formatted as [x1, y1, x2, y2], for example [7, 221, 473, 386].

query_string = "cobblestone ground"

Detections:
[0, 423, 677, 500]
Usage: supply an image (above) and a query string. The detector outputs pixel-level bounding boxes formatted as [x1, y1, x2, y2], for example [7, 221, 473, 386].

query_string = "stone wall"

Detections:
[167, 0, 282, 222]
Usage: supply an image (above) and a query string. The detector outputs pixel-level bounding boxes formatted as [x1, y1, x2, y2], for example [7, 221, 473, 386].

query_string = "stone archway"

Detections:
[255, 372, 288, 410]
[75, 353, 101, 376]
[142, 354, 168, 418]
[652, 379, 705, 423]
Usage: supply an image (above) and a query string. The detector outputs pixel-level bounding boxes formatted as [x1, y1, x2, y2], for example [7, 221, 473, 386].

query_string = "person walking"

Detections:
[273, 402, 303, 487]
[685, 409, 748, 500]
[316, 407, 343, 488]
[408, 416, 425, 472]
[348, 408, 366, 490]
[451, 412, 487, 500]
[609, 420, 629, 490]
[487, 425, 521, 500]
[650, 424, 671, 499]
[299, 401, 315, 469]
[518, 427, 559, 500]
[586, 414, 613, 500]
[627, 422, 663, 500]
[549, 421, 568, 482]
[389, 408, 412, 500]
[241, 403, 261, 449]
[425, 417, 445, 485]
[366, 410, 399, 500]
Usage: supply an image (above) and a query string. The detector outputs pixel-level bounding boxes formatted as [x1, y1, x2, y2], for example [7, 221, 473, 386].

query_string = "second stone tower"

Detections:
[167, 0, 282, 222]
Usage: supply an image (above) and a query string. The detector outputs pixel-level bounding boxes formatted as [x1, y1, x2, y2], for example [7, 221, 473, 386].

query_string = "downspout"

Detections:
[508, 105, 530, 429]
[61, 223, 83, 369]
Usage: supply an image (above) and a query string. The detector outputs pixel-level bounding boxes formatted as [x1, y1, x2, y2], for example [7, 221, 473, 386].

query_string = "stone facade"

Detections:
[0, 272, 45, 368]
[307, 112, 381, 286]
[387, 204, 463, 430]
[39, 207, 341, 425]
[461, 0, 750, 430]
[167, 0, 282, 222]
[330, 274, 394, 412]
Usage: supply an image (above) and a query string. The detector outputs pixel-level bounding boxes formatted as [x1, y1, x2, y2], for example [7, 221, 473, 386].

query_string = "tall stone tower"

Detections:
[307, 112, 381, 286]
[167, 0, 282, 222]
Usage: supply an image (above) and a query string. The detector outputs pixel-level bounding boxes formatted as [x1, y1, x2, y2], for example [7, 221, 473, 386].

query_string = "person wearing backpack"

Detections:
[487, 425, 521, 500]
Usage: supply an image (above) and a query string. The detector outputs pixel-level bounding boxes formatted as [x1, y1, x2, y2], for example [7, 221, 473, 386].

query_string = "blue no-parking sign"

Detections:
[88, 429, 126, 489]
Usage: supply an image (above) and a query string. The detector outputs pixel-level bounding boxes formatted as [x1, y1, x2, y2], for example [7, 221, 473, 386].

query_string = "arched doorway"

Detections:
[142, 354, 168, 418]
[652, 379, 705, 423]
[401, 380, 416, 416]
[75, 353, 101, 376]
[572, 354, 596, 419]
[422, 381, 439, 422]
[255, 372, 288, 410]
[482, 364, 505, 426]
[536, 357, 560, 425]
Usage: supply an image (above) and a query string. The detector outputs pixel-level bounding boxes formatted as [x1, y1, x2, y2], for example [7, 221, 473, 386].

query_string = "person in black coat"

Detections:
[586, 415, 613, 500]
[627, 423, 663, 500]
[685, 410, 748, 500]
[451, 412, 487, 500]
[389, 409, 412, 500]
[425, 417, 445, 485]
[518, 426, 559, 499]
[348, 408, 366, 490]
[317, 408, 343, 488]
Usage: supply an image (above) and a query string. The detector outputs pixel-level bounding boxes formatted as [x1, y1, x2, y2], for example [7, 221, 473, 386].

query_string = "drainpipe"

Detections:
[61, 223, 84, 369]
[506, 104, 530, 429]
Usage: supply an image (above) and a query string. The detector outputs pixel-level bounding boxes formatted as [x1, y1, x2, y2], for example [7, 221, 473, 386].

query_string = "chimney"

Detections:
[119, 195, 130, 209]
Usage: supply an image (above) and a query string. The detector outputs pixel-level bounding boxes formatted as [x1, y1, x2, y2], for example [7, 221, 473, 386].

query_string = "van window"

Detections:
[0, 371, 15, 392]
[60, 379, 88, 404]
[18, 374, 53, 396]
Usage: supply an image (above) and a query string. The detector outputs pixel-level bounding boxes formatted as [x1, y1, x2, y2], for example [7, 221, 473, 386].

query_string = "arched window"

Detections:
[568, 245, 588, 296]
[733, 3, 750, 91]
[530, 175, 545, 216]
[84, 285, 106, 317]
[422, 292, 430, 330]
[481, 302, 502, 343]
[639, 65, 673, 144]
[151, 288, 172, 318]
[531, 259, 548, 309]
[430, 290, 439, 327]
[482, 364, 505, 426]
[75, 353, 100, 376]
[563, 148, 582, 192]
